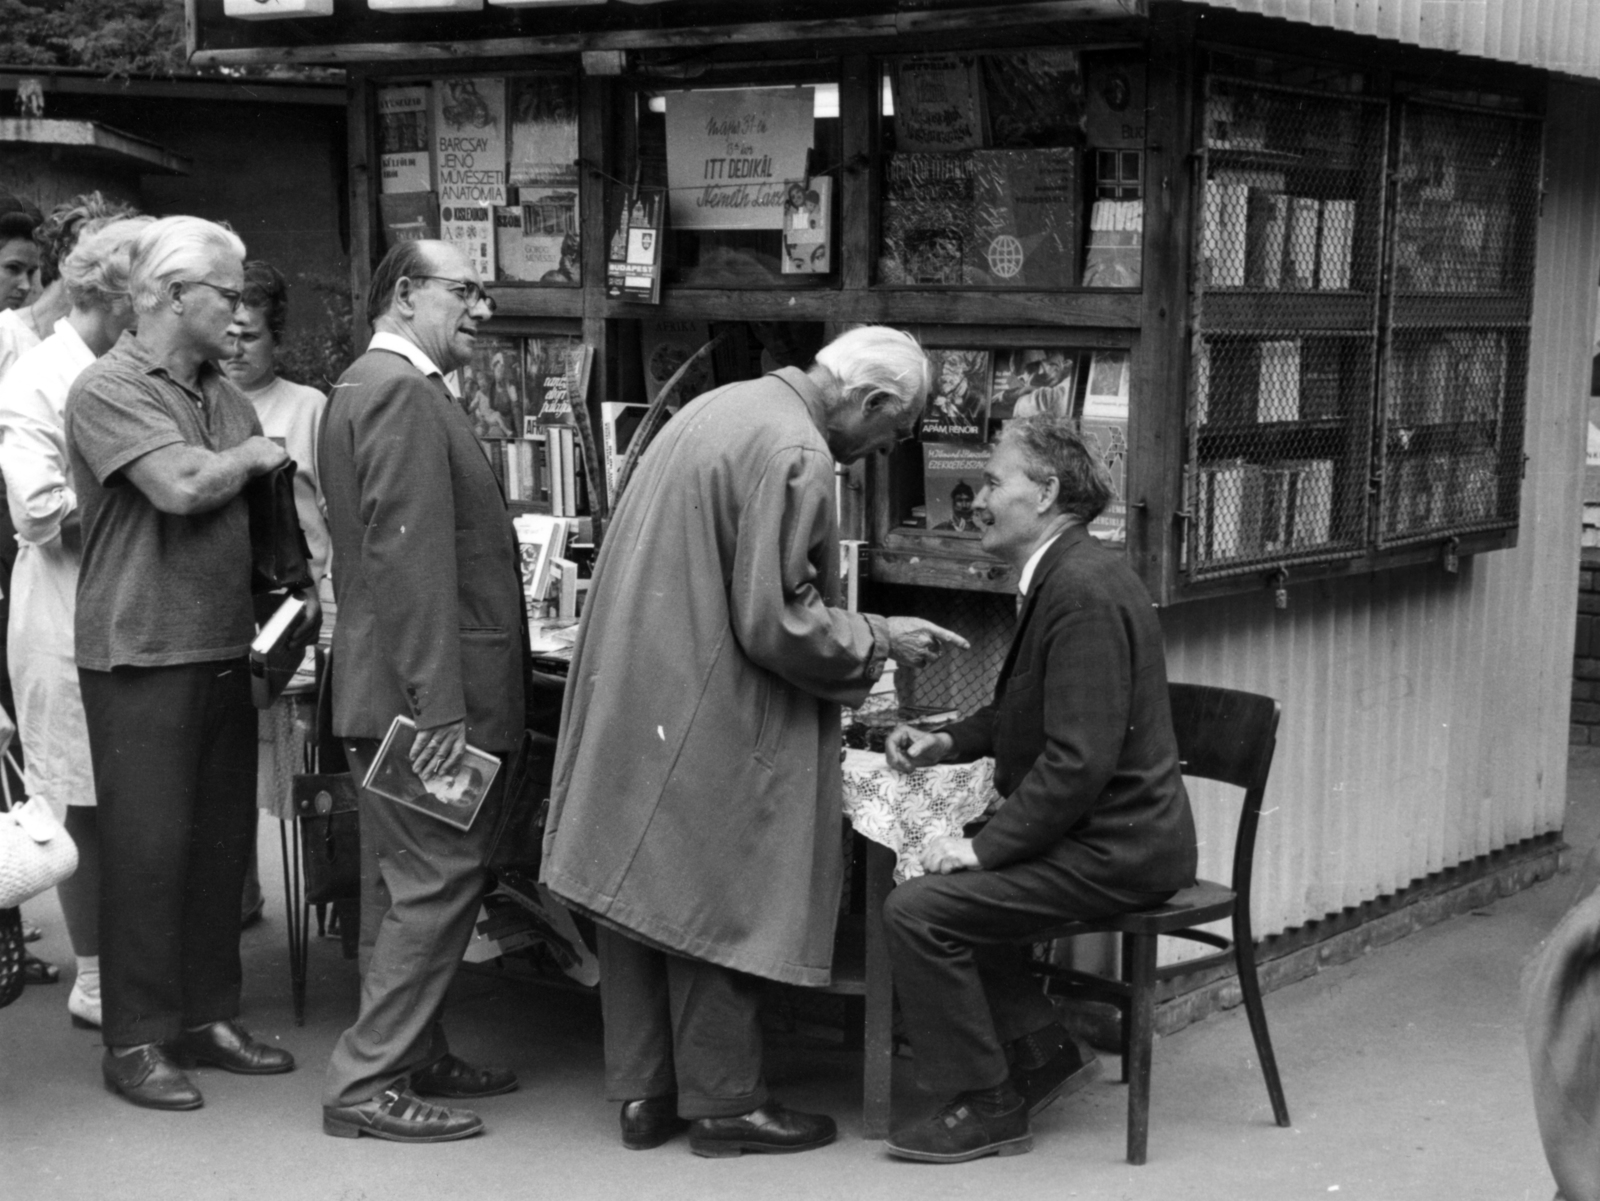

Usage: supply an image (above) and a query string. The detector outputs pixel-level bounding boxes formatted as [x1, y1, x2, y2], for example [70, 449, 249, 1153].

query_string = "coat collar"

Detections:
[999, 524, 1095, 688]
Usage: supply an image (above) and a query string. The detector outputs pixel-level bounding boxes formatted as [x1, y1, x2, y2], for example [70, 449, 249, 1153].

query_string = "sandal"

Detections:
[23, 952, 60, 984]
[22, 921, 41, 943]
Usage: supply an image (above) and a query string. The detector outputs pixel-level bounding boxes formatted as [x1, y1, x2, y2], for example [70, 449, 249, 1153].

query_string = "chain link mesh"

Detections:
[1376, 100, 1541, 547]
[867, 585, 1014, 718]
[1187, 76, 1388, 580]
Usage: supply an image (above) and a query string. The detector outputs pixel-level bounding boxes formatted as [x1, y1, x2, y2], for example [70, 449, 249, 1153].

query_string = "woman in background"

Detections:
[0, 214, 152, 1027]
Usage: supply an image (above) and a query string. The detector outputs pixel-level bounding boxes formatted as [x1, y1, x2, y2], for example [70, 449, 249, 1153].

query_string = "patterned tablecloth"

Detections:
[840, 748, 1000, 881]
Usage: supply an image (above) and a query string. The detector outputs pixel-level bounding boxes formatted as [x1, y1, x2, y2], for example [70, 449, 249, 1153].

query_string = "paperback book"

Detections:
[922, 444, 989, 536]
[379, 192, 439, 249]
[990, 348, 1077, 424]
[377, 84, 432, 195]
[527, 338, 594, 428]
[892, 55, 987, 152]
[966, 148, 1079, 288]
[981, 49, 1083, 148]
[606, 188, 665, 304]
[458, 335, 524, 439]
[920, 349, 992, 442]
[363, 715, 502, 833]
[508, 74, 580, 189]
[434, 77, 507, 207]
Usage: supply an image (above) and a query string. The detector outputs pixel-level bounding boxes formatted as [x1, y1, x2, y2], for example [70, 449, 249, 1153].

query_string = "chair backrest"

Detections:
[1167, 682, 1281, 897]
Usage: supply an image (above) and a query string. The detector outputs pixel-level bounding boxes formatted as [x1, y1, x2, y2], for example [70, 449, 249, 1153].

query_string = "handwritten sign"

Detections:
[665, 87, 814, 231]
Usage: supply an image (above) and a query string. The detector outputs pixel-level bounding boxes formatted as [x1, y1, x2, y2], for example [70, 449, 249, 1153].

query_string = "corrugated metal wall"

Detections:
[1186, 0, 1600, 81]
[1160, 78, 1600, 940]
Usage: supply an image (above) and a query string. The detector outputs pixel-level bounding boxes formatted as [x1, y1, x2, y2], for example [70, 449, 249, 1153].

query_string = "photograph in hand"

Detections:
[362, 715, 501, 832]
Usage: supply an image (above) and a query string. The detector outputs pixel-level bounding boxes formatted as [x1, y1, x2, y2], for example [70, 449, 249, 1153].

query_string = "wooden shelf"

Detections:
[605, 287, 1143, 328]
[868, 545, 1015, 594]
[1198, 291, 1375, 331]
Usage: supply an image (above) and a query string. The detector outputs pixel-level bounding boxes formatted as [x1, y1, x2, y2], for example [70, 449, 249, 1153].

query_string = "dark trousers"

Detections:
[322, 737, 504, 1107]
[79, 661, 258, 1048]
[882, 856, 1174, 1095]
[597, 925, 769, 1120]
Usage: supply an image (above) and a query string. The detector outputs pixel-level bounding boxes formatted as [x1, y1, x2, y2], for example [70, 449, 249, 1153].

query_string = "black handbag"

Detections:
[294, 649, 360, 907]
[246, 459, 314, 596]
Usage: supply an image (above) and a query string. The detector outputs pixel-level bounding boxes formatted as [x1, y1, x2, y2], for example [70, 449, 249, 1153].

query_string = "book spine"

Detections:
[1317, 200, 1355, 290]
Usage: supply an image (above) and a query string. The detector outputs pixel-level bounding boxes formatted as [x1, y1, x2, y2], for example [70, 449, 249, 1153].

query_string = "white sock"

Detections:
[75, 956, 100, 995]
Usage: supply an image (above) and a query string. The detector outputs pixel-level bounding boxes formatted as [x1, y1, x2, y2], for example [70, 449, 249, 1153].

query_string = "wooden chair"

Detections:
[1024, 681, 1291, 1163]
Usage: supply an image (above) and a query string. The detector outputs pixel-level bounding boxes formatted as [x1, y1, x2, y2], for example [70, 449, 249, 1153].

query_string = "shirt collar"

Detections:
[368, 331, 458, 398]
[1018, 530, 1067, 597]
[108, 329, 223, 401]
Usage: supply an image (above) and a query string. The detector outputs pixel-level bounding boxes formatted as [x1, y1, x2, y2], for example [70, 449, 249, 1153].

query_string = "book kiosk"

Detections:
[193, 0, 1586, 1038]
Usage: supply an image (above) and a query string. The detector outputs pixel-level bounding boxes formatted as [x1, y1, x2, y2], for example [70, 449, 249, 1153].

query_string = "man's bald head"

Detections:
[367, 239, 458, 324]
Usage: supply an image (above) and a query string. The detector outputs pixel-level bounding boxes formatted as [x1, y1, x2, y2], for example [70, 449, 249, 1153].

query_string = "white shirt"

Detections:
[239, 374, 332, 586]
[367, 330, 459, 399]
[0, 307, 44, 384]
[1018, 529, 1067, 598]
[0, 317, 94, 548]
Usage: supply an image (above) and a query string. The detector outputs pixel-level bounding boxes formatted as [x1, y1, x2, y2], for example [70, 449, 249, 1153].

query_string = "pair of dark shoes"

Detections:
[321, 1054, 516, 1142]
[620, 1098, 835, 1157]
[885, 1084, 1032, 1163]
[103, 1021, 295, 1111]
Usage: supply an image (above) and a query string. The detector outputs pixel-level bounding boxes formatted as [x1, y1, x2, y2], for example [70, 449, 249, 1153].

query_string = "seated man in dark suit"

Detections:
[880, 415, 1197, 1164]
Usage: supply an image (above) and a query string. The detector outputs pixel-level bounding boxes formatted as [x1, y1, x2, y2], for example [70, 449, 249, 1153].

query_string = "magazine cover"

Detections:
[528, 338, 592, 427]
[923, 443, 989, 536]
[363, 715, 502, 833]
[990, 348, 1078, 425]
[458, 335, 523, 439]
[781, 177, 832, 275]
[920, 348, 991, 442]
[377, 84, 432, 194]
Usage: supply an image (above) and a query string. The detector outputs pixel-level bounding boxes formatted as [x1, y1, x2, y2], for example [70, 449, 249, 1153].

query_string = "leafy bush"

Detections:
[276, 272, 355, 393]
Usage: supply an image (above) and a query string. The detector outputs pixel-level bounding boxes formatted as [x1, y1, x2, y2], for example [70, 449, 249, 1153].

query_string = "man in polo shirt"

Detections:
[66, 215, 319, 1111]
[318, 241, 524, 1144]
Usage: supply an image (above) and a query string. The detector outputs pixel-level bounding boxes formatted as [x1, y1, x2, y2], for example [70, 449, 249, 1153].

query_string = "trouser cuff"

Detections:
[676, 1082, 768, 1120]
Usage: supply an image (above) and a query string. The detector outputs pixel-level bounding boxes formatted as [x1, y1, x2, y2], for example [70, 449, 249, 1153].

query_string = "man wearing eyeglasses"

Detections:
[317, 241, 524, 1143]
[65, 216, 319, 1111]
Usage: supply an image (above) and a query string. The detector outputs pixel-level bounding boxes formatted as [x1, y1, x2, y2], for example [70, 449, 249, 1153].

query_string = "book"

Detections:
[512, 513, 572, 606]
[546, 428, 566, 516]
[982, 49, 1083, 149]
[507, 74, 580, 189]
[922, 443, 989, 536]
[549, 556, 582, 620]
[378, 191, 439, 249]
[557, 427, 580, 517]
[1287, 458, 1334, 547]
[880, 152, 974, 286]
[459, 335, 524, 438]
[1299, 340, 1341, 421]
[1081, 198, 1142, 288]
[363, 715, 501, 833]
[1084, 52, 1145, 148]
[377, 84, 432, 195]
[920, 349, 991, 442]
[892, 54, 987, 152]
[527, 338, 593, 428]
[781, 176, 832, 275]
[990, 348, 1076, 424]
[1197, 461, 1262, 563]
[1244, 189, 1287, 289]
[249, 594, 307, 709]
[1083, 350, 1130, 421]
[1257, 340, 1301, 422]
[519, 186, 581, 284]
[494, 205, 524, 279]
[600, 401, 648, 496]
[1318, 199, 1356, 290]
[640, 318, 714, 406]
[1079, 415, 1128, 545]
[1203, 169, 1284, 289]
[606, 187, 664, 304]
[434, 77, 507, 207]
[967, 148, 1079, 288]
[440, 203, 495, 282]
[1282, 196, 1320, 289]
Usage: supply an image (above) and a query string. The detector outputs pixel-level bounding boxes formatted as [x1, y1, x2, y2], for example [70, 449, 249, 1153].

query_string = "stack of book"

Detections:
[1195, 458, 1335, 563]
[1200, 169, 1356, 291]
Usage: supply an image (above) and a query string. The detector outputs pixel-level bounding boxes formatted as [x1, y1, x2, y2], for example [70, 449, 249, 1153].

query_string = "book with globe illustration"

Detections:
[363, 715, 502, 832]
[966, 148, 1079, 288]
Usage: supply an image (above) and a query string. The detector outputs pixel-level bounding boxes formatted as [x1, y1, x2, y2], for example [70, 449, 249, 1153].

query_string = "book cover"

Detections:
[880, 152, 974, 286]
[1282, 195, 1319, 289]
[363, 715, 501, 833]
[1318, 199, 1356, 290]
[494, 205, 525, 279]
[459, 335, 524, 439]
[990, 348, 1077, 424]
[600, 401, 649, 496]
[781, 176, 832, 275]
[967, 148, 1079, 288]
[641, 318, 715, 406]
[1257, 340, 1301, 422]
[508, 74, 580, 189]
[545, 428, 566, 515]
[249, 594, 307, 709]
[892, 55, 987, 152]
[528, 338, 591, 427]
[920, 349, 991, 442]
[922, 443, 989, 536]
[558, 427, 580, 517]
[512, 513, 571, 605]
[378, 191, 439, 249]
[520, 187, 581, 284]
[434, 77, 507, 207]
[440, 203, 495, 282]
[1079, 415, 1128, 545]
[982, 49, 1084, 149]
[1286, 458, 1335, 547]
[377, 84, 432, 195]
[1081, 198, 1142, 288]
[1203, 170, 1284, 289]
[1198, 461, 1263, 563]
[606, 187, 664, 304]
[1083, 350, 1130, 421]
[1084, 51, 1145, 149]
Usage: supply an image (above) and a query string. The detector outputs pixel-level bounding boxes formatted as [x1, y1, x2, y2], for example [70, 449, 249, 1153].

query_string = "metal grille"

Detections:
[1186, 76, 1388, 580]
[1375, 100, 1541, 549]
[871, 585, 1014, 719]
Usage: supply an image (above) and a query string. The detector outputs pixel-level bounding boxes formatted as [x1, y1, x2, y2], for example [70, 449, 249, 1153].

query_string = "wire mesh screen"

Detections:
[1187, 77, 1387, 580]
[865, 584, 1014, 719]
[1376, 100, 1541, 548]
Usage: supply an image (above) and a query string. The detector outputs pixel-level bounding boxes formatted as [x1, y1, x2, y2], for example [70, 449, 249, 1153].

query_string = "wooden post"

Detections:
[345, 69, 376, 354]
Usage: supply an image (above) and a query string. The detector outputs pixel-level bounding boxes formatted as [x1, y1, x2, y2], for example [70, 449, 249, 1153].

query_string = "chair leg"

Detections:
[861, 841, 896, 1140]
[1124, 932, 1157, 1165]
[280, 818, 308, 1026]
[1232, 907, 1291, 1128]
[1118, 931, 1135, 1083]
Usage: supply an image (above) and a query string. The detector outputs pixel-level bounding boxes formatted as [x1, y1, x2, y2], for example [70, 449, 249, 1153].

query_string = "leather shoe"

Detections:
[621, 1096, 690, 1150]
[171, 1019, 295, 1075]
[689, 1102, 836, 1158]
[323, 1087, 484, 1142]
[411, 1052, 517, 1099]
[885, 1086, 1031, 1163]
[1009, 1027, 1100, 1117]
[103, 1044, 203, 1111]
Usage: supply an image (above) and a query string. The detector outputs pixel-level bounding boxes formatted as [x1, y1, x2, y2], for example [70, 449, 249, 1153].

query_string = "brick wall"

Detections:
[1574, 545, 1600, 743]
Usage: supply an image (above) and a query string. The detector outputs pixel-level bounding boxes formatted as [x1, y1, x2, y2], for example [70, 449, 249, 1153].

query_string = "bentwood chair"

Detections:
[1022, 681, 1292, 1163]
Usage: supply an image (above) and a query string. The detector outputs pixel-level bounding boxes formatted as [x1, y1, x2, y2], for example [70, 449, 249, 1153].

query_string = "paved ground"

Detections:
[4, 752, 1595, 1201]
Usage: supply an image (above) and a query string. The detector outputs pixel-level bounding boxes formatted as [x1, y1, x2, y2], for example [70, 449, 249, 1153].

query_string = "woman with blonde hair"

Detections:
[0, 213, 152, 1028]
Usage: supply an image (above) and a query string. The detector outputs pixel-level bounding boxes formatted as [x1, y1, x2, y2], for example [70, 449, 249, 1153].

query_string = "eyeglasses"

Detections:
[183, 279, 244, 311]
[412, 275, 496, 315]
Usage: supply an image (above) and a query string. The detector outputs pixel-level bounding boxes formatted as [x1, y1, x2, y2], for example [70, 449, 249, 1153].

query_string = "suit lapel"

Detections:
[992, 526, 1093, 697]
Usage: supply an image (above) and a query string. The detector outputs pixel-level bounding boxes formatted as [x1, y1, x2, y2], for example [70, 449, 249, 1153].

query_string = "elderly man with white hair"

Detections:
[65, 215, 318, 1111]
[543, 325, 969, 1157]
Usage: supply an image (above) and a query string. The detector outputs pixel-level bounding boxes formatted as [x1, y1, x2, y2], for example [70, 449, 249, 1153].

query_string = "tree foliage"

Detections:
[0, 0, 190, 77]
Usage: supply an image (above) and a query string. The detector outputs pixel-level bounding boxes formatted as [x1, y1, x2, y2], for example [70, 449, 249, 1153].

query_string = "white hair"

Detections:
[61, 215, 154, 313]
[814, 325, 931, 412]
[128, 215, 247, 315]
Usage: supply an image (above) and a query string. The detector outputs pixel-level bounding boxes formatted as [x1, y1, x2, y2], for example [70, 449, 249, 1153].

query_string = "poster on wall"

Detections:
[434, 77, 507, 207]
[664, 86, 814, 232]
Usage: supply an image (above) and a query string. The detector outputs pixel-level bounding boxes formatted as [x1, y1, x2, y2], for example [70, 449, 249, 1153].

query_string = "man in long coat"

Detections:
[543, 325, 967, 1157]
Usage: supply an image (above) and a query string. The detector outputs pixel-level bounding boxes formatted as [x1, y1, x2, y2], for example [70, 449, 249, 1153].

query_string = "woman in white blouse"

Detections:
[0, 214, 151, 1028]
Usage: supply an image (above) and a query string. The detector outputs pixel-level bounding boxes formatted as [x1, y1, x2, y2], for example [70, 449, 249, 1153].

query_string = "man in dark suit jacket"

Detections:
[318, 241, 526, 1143]
[880, 415, 1197, 1164]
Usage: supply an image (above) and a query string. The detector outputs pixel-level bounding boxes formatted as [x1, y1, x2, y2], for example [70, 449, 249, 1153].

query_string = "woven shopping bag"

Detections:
[0, 749, 78, 909]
